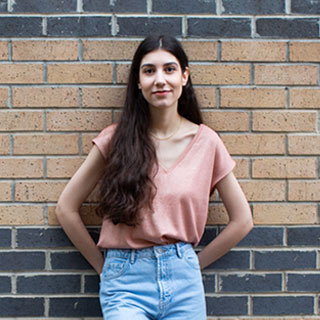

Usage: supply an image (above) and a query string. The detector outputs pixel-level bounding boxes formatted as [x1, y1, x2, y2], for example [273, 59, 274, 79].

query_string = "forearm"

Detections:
[197, 218, 253, 270]
[56, 208, 104, 274]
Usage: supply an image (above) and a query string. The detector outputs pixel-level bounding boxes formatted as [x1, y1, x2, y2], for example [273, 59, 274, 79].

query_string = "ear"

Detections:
[182, 67, 189, 86]
[138, 83, 141, 89]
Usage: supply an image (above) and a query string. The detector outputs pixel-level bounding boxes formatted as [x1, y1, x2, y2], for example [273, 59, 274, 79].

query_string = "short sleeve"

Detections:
[210, 133, 235, 191]
[92, 124, 116, 159]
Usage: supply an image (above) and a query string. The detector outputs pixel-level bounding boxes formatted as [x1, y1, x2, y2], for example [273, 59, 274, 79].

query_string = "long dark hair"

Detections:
[96, 34, 203, 226]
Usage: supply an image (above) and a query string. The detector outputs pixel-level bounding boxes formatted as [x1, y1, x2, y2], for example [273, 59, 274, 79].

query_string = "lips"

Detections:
[152, 90, 171, 95]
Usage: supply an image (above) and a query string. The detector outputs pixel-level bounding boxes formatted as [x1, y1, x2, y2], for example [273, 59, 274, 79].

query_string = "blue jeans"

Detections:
[99, 242, 206, 320]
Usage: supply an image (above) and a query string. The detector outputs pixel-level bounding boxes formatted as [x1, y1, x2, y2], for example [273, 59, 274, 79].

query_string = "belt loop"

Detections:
[175, 243, 183, 259]
[130, 249, 135, 264]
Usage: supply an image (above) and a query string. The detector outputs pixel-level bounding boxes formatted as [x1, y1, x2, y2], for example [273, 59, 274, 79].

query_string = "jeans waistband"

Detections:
[105, 242, 192, 262]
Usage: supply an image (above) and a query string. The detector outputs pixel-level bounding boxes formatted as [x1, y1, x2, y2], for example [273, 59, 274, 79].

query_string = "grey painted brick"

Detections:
[222, 0, 285, 14]
[287, 227, 320, 246]
[17, 275, 81, 294]
[47, 16, 111, 37]
[206, 251, 250, 270]
[152, 0, 216, 14]
[256, 18, 319, 38]
[206, 296, 248, 316]
[84, 275, 100, 293]
[0, 276, 11, 293]
[287, 273, 320, 292]
[188, 18, 251, 38]
[0, 298, 44, 317]
[17, 228, 72, 248]
[203, 274, 216, 293]
[237, 227, 283, 247]
[11, 0, 77, 13]
[0, 228, 11, 248]
[219, 273, 282, 292]
[0, 17, 43, 37]
[254, 251, 316, 270]
[0, 252, 45, 271]
[117, 17, 182, 37]
[49, 298, 102, 317]
[292, 0, 320, 14]
[51, 251, 92, 270]
[0, 0, 7, 12]
[252, 296, 314, 315]
[83, 0, 147, 13]
[199, 227, 217, 246]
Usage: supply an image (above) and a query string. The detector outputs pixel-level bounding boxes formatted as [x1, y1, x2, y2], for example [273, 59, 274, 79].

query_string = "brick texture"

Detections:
[1, 2, 320, 319]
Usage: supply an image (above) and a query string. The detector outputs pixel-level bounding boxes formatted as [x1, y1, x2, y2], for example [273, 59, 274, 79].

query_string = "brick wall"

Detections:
[0, 0, 319, 318]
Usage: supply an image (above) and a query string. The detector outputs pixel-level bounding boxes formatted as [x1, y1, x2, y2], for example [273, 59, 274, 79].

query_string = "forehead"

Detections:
[140, 49, 180, 67]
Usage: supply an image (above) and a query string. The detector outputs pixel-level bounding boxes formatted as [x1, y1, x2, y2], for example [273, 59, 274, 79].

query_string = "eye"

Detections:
[142, 67, 154, 74]
[165, 66, 176, 73]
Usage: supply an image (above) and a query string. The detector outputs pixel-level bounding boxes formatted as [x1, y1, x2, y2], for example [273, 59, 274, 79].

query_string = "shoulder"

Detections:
[96, 123, 117, 139]
[198, 124, 221, 142]
[92, 123, 117, 158]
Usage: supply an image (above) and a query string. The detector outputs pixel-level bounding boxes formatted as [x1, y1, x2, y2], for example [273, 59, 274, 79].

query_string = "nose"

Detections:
[154, 70, 165, 86]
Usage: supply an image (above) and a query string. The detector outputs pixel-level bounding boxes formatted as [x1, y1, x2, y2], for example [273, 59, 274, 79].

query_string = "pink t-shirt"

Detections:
[93, 123, 235, 249]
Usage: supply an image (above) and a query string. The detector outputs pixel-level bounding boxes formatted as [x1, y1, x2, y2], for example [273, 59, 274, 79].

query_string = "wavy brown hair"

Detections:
[96, 34, 203, 226]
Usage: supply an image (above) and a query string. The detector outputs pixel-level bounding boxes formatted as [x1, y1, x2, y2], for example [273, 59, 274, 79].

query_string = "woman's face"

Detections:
[138, 49, 189, 111]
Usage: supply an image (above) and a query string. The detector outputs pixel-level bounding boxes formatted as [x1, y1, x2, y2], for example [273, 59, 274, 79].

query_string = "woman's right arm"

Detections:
[55, 145, 106, 275]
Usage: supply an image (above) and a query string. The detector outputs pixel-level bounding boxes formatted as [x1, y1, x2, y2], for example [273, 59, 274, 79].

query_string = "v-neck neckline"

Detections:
[158, 124, 204, 174]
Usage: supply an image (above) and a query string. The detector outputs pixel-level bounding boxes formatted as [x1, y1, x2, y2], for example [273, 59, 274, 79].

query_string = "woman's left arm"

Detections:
[197, 171, 253, 270]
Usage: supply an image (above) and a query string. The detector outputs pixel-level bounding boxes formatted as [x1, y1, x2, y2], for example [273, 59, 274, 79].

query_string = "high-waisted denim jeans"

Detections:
[99, 242, 206, 320]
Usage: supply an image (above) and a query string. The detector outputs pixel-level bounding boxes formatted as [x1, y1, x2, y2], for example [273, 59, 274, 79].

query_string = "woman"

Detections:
[56, 34, 253, 319]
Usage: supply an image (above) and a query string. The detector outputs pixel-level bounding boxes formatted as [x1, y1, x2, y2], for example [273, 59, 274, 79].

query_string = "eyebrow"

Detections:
[140, 62, 179, 69]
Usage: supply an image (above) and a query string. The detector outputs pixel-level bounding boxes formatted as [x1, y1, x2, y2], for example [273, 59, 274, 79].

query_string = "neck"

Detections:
[149, 105, 181, 139]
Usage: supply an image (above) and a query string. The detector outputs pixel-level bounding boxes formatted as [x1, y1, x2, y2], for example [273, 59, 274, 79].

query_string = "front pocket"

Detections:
[102, 256, 130, 281]
[183, 248, 201, 270]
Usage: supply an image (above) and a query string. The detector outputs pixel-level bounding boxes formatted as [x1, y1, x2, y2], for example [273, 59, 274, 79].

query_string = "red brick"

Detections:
[47, 157, 85, 178]
[47, 63, 113, 84]
[221, 134, 285, 155]
[289, 181, 320, 201]
[0, 88, 8, 107]
[0, 205, 44, 225]
[46, 111, 112, 132]
[191, 64, 251, 85]
[182, 41, 218, 61]
[0, 182, 11, 201]
[195, 88, 216, 108]
[82, 87, 126, 108]
[220, 87, 285, 109]
[82, 133, 97, 155]
[82, 40, 139, 60]
[252, 158, 317, 178]
[0, 64, 43, 84]
[222, 41, 286, 62]
[255, 65, 318, 85]
[240, 180, 286, 201]
[12, 40, 78, 61]
[290, 42, 320, 62]
[0, 158, 43, 178]
[0, 41, 8, 60]
[288, 135, 320, 155]
[0, 111, 43, 131]
[290, 88, 320, 109]
[233, 158, 249, 179]
[15, 181, 67, 202]
[0, 135, 10, 155]
[253, 204, 318, 224]
[202, 111, 249, 131]
[116, 63, 131, 84]
[48, 205, 101, 226]
[12, 87, 79, 108]
[13, 134, 79, 155]
[253, 111, 316, 132]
